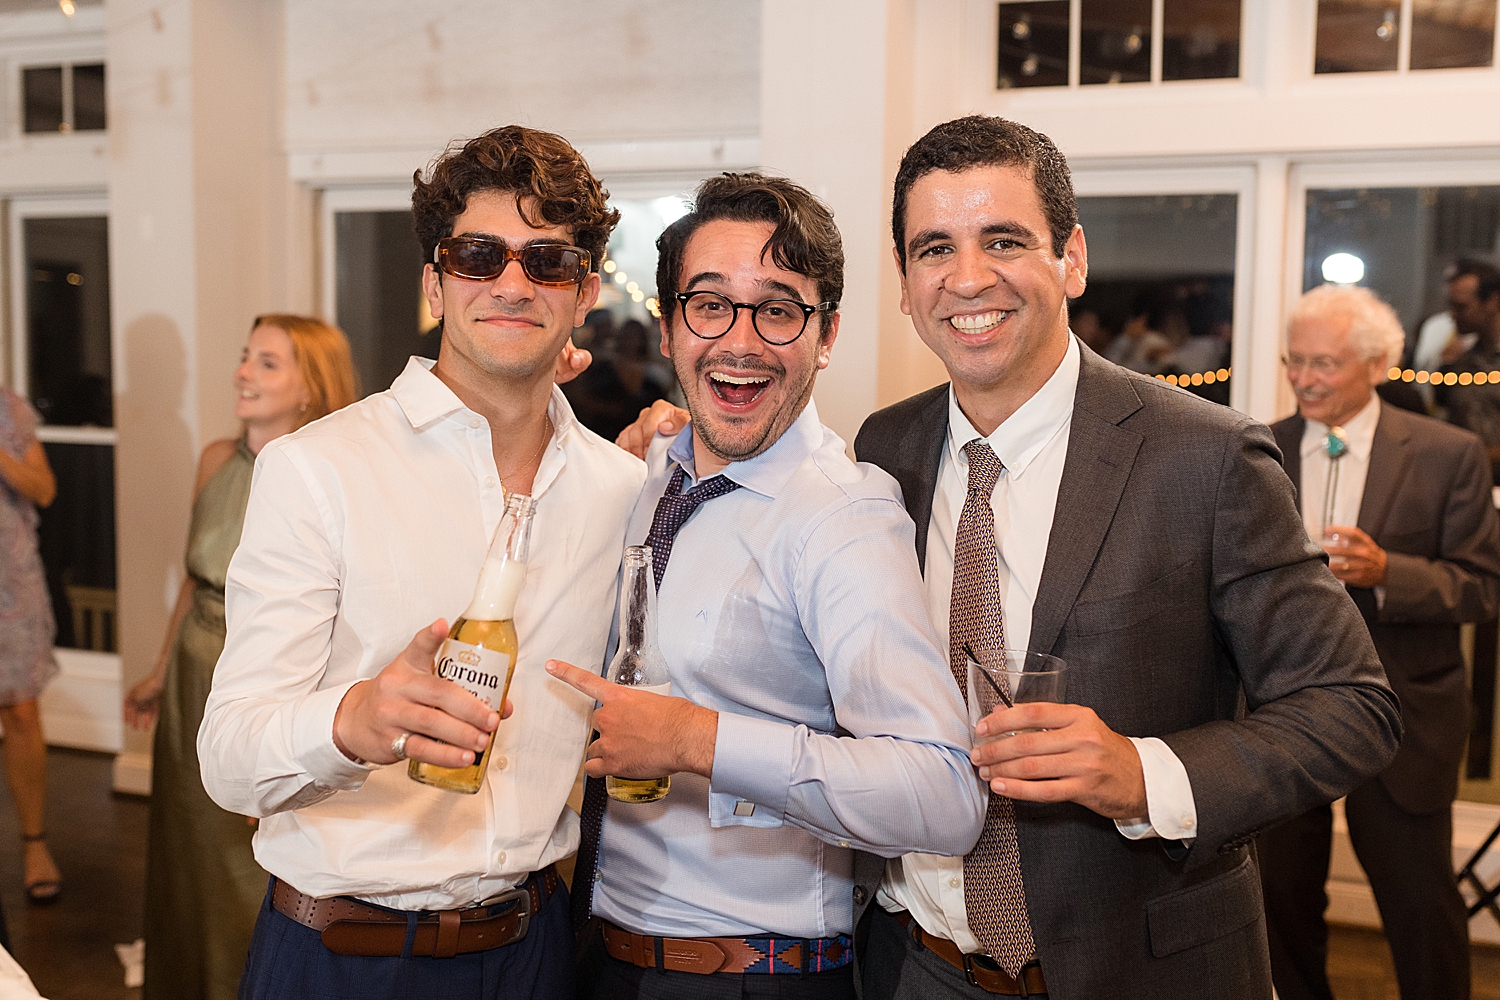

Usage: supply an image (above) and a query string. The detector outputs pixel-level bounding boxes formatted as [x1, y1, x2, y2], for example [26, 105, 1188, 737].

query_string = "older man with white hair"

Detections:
[1259, 283, 1500, 1000]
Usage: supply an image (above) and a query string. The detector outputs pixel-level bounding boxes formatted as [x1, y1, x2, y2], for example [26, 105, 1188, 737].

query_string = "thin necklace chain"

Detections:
[499, 414, 552, 489]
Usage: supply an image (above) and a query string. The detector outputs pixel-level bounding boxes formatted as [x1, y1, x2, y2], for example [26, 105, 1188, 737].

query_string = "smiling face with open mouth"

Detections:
[661, 218, 838, 471]
[897, 164, 1086, 431]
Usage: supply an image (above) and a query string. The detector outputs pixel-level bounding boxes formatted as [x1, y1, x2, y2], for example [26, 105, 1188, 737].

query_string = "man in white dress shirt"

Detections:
[1261, 284, 1500, 1000]
[547, 171, 985, 1000]
[198, 126, 645, 999]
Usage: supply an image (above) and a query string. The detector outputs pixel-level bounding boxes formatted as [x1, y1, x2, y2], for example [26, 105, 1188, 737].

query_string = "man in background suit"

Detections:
[1260, 283, 1500, 1000]
[851, 116, 1400, 1000]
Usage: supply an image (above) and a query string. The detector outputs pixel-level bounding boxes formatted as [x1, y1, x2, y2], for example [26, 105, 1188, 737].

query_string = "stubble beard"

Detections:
[677, 348, 818, 465]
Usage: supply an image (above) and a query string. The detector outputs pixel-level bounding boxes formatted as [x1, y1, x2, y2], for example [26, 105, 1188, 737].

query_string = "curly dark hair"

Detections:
[411, 125, 620, 272]
[892, 116, 1077, 267]
[656, 172, 843, 339]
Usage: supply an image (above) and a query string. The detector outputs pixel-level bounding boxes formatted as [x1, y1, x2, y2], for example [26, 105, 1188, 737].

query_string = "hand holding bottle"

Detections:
[332, 620, 510, 768]
[544, 659, 718, 780]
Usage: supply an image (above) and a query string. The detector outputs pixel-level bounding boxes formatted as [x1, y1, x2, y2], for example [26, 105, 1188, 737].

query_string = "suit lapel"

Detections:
[1357, 405, 1413, 540]
[1029, 352, 1144, 655]
[897, 387, 950, 573]
[1274, 416, 1305, 513]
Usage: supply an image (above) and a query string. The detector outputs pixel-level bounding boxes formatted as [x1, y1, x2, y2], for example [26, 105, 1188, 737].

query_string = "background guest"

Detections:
[1260, 283, 1500, 1000]
[0, 387, 61, 909]
[123, 315, 357, 1000]
[1438, 263, 1500, 481]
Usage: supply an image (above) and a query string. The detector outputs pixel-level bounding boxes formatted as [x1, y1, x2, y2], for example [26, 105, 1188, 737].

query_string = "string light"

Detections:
[1386, 368, 1500, 386]
[59, 0, 75, 16]
[1155, 368, 1232, 387]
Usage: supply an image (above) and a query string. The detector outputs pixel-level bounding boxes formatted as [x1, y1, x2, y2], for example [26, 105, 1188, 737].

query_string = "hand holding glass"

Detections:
[967, 650, 1068, 741]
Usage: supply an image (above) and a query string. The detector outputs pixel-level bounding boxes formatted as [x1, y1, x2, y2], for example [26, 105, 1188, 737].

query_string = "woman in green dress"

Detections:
[124, 315, 357, 1000]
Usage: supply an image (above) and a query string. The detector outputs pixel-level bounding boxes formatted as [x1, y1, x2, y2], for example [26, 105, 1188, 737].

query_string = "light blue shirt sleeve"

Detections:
[707, 496, 987, 858]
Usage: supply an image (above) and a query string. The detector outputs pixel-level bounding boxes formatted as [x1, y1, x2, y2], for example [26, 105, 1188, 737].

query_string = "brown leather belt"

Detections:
[271, 865, 559, 958]
[893, 910, 1046, 996]
[601, 920, 852, 975]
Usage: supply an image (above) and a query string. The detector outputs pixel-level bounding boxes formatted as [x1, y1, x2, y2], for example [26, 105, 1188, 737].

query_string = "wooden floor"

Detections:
[0, 747, 1495, 997]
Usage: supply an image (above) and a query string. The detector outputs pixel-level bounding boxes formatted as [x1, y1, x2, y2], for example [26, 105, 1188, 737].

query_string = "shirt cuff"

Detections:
[706, 713, 793, 829]
[294, 678, 380, 791]
[1115, 736, 1197, 843]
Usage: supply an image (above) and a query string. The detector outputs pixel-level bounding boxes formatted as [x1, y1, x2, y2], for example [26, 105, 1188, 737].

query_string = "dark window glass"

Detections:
[1411, 0, 1496, 69]
[37, 443, 116, 652]
[334, 210, 433, 397]
[1162, 0, 1241, 79]
[1316, 0, 1401, 73]
[997, 1, 1070, 88]
[1081, 0, 1153, 84]
[24, 216, 112, 428]
[72, 63, 106, 130]
[23, 66, 64, 133]
[1071, 194, 1238, 405]
[1304, 185, 1500, 341]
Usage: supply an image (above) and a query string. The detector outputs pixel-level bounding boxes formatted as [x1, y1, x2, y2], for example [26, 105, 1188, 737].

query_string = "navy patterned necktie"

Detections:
[571, 465, 742, 930]
[951, 439, 1036, 976]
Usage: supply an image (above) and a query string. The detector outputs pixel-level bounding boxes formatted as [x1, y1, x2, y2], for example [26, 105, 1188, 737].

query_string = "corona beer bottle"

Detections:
[409, 493, 533, 793]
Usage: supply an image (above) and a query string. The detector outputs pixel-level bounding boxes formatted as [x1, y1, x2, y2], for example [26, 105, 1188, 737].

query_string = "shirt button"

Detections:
[485, 477, 497, 489]
[949, 876, 961, 889]
[494, 756, 508, 770]
[469, 417, 481, 429]
[1183, 817, 1196, 830]
[496, 851, 507, 865]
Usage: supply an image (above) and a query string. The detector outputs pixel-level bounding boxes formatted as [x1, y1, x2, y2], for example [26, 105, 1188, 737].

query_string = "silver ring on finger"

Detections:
[391, 732, 413, 760]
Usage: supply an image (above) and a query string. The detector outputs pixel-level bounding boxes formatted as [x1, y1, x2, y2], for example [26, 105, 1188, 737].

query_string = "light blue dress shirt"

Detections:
[592, 401, 985, 939]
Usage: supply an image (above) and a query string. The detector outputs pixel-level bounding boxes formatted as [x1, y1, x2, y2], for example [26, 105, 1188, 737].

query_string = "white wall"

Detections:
[284, 0, 761, 188]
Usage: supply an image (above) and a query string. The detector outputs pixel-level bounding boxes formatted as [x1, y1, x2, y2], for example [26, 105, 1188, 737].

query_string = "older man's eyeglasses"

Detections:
[675, 291, 838, 346]
[1282, 353, 1352, 377]
[434, 237, 591, 287]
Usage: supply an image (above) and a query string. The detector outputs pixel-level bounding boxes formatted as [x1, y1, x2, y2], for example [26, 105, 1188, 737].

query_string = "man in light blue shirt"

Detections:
[547, 172, 984, 999]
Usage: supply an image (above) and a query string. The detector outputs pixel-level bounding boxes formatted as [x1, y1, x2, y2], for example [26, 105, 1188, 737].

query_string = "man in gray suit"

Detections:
[1260, 284, 1500, 1000]
[613, 118, 1402, 999]
[850, 116, 1401, 1000]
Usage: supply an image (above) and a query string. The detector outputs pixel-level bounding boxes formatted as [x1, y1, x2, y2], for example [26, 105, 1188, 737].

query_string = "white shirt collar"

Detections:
[1300, 393, 1380, 464]
[946, 334, 1080, 479]
[389, 355, 579, 448]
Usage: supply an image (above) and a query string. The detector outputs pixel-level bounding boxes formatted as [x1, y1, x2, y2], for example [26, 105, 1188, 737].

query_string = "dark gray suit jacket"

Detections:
[1273, 403, 1500, 814]
[850, 346, 1401, 1000]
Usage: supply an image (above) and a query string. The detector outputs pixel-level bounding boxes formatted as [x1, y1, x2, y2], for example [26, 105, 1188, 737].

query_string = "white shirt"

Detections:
[199, 357, 646, 910]
[593, 404, 983, 938]
[1300, 394, 1380, 541]
[877, 335, 1197, 953]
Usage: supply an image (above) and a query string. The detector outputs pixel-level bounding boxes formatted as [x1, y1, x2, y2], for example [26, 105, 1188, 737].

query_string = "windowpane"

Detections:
[37, 443, 116, 652]
[1162, 0, 1242, 80]
[1410, 0, 1496, 69]
[1304, 185, 1500, 349]
[1316, 0, 1401, 73]
[562, 198, 684, 442]
[22, 66, 64, 133]
[334, 210, 432, 398]
[72, 63, 106, 130]
[1081, 0, 1153, 85]
[997, 1, 1070, 88]
[24, 216, 113, 428]
[1071, 194, 1238, 404]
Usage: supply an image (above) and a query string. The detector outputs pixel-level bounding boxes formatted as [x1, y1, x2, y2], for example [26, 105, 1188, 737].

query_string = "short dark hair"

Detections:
[892, 115, 1077, 268]
[411, 125, 620, 272]
[1458, 260, 1500, 305]
[656, 172, 844, 338]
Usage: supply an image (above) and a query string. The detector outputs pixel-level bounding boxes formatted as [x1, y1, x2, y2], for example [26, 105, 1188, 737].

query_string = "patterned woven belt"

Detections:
[893, 910, 1046, 996]
[601, 920, 852, 975]
[271, 865, 558, 959]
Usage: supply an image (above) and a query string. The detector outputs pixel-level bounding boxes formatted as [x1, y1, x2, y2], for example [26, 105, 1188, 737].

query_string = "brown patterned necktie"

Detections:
[951, 439, 1036, 976]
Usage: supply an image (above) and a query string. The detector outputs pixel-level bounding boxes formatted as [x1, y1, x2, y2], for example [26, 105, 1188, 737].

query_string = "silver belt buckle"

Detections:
[477, 883, 532, 941]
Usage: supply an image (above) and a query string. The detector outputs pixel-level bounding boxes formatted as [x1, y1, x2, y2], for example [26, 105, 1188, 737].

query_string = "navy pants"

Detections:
[237, 877, 575, 1000]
